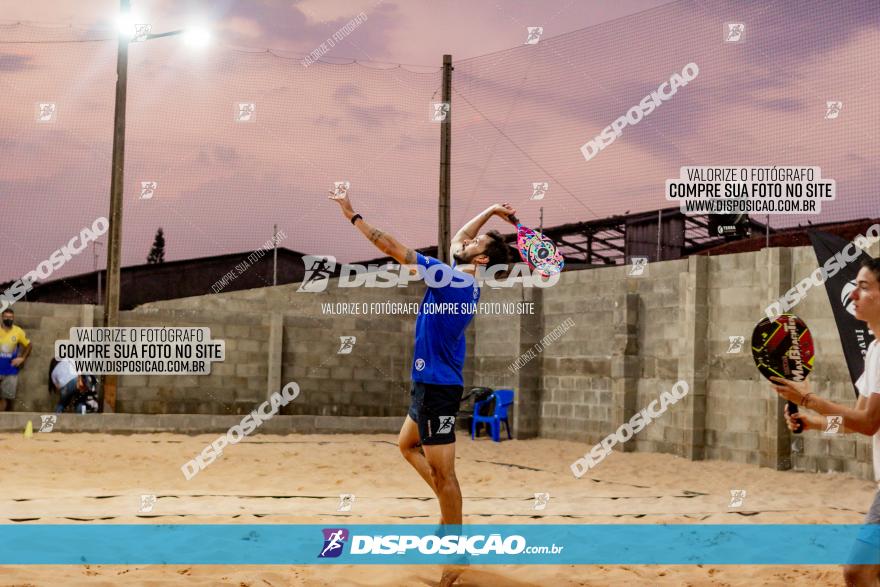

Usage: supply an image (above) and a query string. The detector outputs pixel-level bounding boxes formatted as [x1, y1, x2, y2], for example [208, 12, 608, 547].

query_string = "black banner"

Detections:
[808, 230, 876, 395]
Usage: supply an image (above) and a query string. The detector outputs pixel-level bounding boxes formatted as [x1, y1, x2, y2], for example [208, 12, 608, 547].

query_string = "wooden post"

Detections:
[438, 54, 452, 264]
[102, 0, 131, 413]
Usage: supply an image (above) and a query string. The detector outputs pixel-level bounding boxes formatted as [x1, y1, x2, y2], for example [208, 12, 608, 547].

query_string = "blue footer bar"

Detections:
[3, 524, 880, 565]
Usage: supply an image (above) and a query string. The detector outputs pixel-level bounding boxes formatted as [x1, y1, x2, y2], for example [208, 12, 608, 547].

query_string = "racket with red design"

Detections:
[751, 313, 815, 434]
[508, 215, 564, 276]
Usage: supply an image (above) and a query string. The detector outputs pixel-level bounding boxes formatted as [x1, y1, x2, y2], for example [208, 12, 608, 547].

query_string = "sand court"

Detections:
[0, 431, 872, 585]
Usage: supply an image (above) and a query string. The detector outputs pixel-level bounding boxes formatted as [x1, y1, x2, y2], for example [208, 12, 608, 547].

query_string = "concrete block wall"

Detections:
[468, 286, 523, 391]
[7, 239, 880, 480]
[467, 285, 541, 437]
[10, 282, 420, 418]
[698, 245, 875, 477]
[285, 283, 421, 418]
[1, 302, 90, 412]
[631, 258, 688, 457]
[149, 281, 422, 417]
[703, 250, 773, 467]
[539, 268, 618, 442]
[116, 307, 270, 414]
[533, 242, 878, 480]
[784, 245, 873, 479]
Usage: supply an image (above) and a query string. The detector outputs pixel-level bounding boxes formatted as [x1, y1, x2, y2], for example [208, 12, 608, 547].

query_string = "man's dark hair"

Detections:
[861, 256, 880, 281]
[482, 230, 511, 270]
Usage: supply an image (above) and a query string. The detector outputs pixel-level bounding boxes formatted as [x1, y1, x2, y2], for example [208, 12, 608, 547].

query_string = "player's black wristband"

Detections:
[350, 214, 363, 225]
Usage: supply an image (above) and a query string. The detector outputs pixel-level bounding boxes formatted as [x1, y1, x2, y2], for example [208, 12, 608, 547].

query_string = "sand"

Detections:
[0, 431, 872, 586]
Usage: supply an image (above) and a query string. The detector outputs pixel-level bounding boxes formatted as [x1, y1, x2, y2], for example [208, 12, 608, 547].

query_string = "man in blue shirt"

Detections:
[329, 189, 514, 534]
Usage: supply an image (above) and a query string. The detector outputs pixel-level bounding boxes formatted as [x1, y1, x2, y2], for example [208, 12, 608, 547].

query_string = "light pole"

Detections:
[102, 3, 209, 412]
[92, 239, 104, 306]
[101, 0, 132, 413]
[273, 224, 278, 286]
[437, 54, 452, 264]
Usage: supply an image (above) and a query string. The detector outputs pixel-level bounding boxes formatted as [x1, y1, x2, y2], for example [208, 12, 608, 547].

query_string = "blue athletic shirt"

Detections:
[411, 253, 480, 385]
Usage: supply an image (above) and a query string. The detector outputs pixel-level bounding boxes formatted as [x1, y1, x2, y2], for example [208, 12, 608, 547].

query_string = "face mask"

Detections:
[1, 319, 12, 328]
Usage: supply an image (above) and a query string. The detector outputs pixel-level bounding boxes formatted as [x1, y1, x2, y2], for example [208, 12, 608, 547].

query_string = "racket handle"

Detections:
[509, 214, 519, 225]
[787, 400, 804, 434]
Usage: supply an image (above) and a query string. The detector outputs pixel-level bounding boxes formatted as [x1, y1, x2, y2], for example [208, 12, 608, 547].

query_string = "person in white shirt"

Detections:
[49, 358, 88, 414]
[771, 257, 880, 586]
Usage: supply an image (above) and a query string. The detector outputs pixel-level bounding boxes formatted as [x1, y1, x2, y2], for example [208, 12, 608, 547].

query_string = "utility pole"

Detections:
[438, 54, 452, 264]
[656, 209, 662, 261]
[272, 224, 278, 286]
[102, 0, 131, 413]
[99, 5, 207, 413]
[93, 240, 104, 306]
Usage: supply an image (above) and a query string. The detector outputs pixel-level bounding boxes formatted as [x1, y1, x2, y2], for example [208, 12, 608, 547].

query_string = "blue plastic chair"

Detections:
[471, 389, 514, 442]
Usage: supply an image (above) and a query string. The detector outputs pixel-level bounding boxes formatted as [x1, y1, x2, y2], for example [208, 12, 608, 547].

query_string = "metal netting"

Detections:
[1, 0, 878, 283]
[452, 0, 880, 232]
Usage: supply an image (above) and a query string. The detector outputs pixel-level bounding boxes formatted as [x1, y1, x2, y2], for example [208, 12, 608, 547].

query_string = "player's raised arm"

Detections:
[450, 203, 516, 261]
[328, 187, 416, 265]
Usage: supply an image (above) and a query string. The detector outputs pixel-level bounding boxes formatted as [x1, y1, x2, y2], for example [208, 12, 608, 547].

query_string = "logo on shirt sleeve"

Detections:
[414, 358, 425, 371]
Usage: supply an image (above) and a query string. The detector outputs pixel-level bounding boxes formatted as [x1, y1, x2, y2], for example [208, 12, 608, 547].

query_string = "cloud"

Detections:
[0, 53, 33, 71]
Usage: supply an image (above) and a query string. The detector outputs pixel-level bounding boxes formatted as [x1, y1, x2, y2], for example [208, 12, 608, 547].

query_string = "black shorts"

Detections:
[408, 381, 463, 445]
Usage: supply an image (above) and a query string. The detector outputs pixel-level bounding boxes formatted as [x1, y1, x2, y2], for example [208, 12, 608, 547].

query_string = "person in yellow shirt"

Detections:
[0, 308, 32, 411]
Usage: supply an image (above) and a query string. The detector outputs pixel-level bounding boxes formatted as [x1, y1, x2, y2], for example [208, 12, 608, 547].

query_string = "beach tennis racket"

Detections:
[508, 215, 564, 276]
[751, 314, 815, 434]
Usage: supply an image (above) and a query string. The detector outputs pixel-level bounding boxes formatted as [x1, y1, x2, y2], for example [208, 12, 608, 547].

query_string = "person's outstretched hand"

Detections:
[328, 185, 355, 221]
[494, 202, 516, 225]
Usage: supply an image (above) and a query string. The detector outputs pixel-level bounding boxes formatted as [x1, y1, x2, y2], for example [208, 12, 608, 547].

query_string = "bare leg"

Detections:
[439, 567, 464, 587]
[843, 563, 880, 586]
[844, 531, 880, 586]
[423, 442, 461, 525]
[398, 416, 444, 523]
[423, 441, 464, 587]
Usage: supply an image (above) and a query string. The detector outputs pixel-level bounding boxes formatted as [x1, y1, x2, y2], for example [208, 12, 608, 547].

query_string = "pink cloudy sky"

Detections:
[1, 0, 877, 282]
[2, 0, 678, 65]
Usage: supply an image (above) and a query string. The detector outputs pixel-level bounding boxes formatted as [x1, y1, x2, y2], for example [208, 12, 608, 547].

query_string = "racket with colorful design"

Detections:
[508, 215, 564, 276]
[751, 313, 815, 434]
